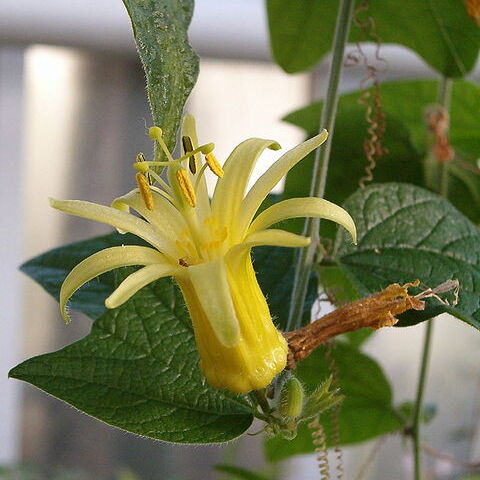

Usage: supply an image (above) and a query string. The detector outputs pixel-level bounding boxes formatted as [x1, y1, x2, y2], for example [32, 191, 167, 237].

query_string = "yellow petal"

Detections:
[112, 189, 187, 241]
[226, 229, 310, 262]
[211, 138, 280, 233]
[50, 198, 179, 260]
[105, 264, 178, 309]
[59, 246, 168, 323]
[237, 130, 328, 238]
[187, 258, 240, 348]
[177, 253, 287, 393]
[248, 197, 357, 243]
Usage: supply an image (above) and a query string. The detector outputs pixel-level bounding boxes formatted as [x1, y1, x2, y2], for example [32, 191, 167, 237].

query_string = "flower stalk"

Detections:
[288, 0, 357, 332]
[412, 75, 453, 480]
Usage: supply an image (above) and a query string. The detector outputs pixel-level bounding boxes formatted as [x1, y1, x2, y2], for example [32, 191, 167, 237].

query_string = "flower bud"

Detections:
[279, 376, 305, 420]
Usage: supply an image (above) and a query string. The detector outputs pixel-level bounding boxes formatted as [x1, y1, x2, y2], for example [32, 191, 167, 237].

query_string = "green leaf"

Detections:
[334, 183, 480, 329]
[264, 343, 402, 460]
[397, 401, 437, 425]
[20, 233, 146, 321]
[215, 465, 270, 480]
[121, 0, 199, 152]
[283, 80, 480, 224]
[267, 0, 480, 76]
[10, 274, 253, 444]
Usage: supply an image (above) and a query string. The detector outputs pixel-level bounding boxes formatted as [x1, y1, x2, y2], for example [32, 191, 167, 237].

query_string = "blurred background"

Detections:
[1, 1, 480, 479]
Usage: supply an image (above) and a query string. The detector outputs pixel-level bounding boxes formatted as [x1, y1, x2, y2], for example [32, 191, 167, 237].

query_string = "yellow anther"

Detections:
[135, 173, 154, 210]
[205, 153, 224, 178]
[135, 152, 146, 163]
[148, 126, 163, 140]
[176, 168, 196, 207]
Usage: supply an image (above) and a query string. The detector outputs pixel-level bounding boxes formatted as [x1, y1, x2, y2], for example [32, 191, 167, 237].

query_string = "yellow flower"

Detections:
[50, 115, 356, 394]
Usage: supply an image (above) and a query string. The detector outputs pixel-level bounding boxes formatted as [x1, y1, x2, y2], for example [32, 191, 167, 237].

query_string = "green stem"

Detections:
[287, 0, 356, 332]
[412, 320, 434, 480]
[411, 75, 452, 480]
[252, 389, 271, 416]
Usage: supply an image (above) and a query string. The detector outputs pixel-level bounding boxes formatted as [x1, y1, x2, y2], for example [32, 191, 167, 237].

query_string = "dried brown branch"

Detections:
[285, 282, 425, 369]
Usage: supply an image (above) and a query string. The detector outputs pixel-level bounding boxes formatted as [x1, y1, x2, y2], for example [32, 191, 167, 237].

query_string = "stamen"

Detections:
[176, 168, 196, 207]
[135, 173, 154, 210]
[182, 136, 197, 174]
[148, 126, 175, 162]
[205, 153, 224, 178]
[194, 163, 209, 191]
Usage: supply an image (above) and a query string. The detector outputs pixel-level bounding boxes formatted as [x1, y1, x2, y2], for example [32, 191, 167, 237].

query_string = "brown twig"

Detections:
[285, 282, 425, 369]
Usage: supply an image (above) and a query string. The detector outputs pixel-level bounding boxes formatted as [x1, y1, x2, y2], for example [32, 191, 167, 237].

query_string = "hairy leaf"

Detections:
[10, 274, 253, 444]
[335, 183, 480, 328]
[122, 0, 199, 152]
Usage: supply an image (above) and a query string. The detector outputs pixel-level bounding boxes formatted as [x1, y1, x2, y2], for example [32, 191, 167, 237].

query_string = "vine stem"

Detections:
[287, 0, 356, 332]
[411, 75, 453, 480]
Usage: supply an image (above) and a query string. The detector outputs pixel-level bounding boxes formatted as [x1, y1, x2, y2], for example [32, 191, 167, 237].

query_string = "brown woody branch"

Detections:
[285, 282, 426, 369]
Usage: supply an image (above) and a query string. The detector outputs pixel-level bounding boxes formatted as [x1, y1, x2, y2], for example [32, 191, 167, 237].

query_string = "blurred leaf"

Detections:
[284, 80, 480, 224]
[10, 272, 253, 444]
[335, 183, 480, 329]
[397, 401, 437, 425]
[122, 0, 199, 152]
[215, 465, 270, 480]
[264, 342, 401, 460]
[267, 0, 480, 76]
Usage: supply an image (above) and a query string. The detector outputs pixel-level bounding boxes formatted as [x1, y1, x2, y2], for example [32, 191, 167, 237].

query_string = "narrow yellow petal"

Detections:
[248, 197, 357, 243]
[211, 138, 280, 232]
[105, 264, 177, 309]
[50, 198, 179, 259]
[112, 189, 186, 242]
[226, 229, 310, 261]
[187, 258, 240, 348]
[59, 246, 168, 323]
[237, 130, 328, 238]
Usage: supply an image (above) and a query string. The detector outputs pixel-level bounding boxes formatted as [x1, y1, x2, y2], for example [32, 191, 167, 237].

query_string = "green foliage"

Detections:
[335, 183, 480, 329]
[14, 233, 318, 443]
[264, 343, 402, 460]
[121, 0, 199, 153]
[283, 80, 480, 225]
[397, 401, 437, 425]
[267, 0, 480, 76]
[10, 271, 253, 444]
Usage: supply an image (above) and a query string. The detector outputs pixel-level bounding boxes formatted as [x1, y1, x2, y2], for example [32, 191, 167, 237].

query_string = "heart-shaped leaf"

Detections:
[10, 274, 253, 444]
[335, 183, 480, 328]
[267, 0, 480, 77]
